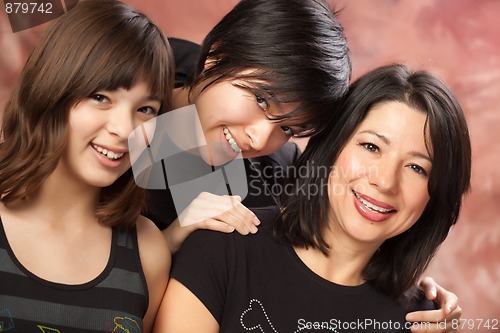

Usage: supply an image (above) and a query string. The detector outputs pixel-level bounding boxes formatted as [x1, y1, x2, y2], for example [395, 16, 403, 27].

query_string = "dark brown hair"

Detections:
[188, 0, 351, 137]
[0, 0, 174, 227]
[276, 64, 471, 299]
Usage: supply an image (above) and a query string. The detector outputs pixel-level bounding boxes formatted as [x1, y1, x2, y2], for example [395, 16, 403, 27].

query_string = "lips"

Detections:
[352, 190, 396, 222]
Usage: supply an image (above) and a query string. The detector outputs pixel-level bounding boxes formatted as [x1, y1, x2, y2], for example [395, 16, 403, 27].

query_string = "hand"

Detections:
[163, 192, 260, 253]
[178, 191, 260, 234]
[406, 277, 462, 333]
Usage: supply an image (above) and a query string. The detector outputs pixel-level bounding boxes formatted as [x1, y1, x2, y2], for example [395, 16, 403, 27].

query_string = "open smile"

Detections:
[353, 190, 396, 214]
[352, 190, 397, 223]
[223, 127, 242, 153]
[91, 143, 125, 160]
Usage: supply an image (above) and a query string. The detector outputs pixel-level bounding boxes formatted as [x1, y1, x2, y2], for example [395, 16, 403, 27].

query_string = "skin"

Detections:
[153, 101, 462, 333]
[164, 78, 303, 249]
[191, 80, 303, 160]
[297, 101, 431, 286]
[0, 82, 171, 332]
[327, 101, 431, 255]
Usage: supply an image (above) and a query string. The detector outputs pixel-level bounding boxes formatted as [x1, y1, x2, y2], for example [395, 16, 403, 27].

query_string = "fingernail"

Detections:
[254, 217, 261, 225]
[227, 226, 235, 232]
[250, 225, 258, 234]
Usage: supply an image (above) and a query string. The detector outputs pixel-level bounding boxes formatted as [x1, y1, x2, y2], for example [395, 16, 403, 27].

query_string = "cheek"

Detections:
[399, 179, 430, 231]
[262, 133, 290, 154]
[195, 89, 247, 125]
[332, 150, 365, 184]
[407, 188, 430, 217]
[69, 110, 100, 136]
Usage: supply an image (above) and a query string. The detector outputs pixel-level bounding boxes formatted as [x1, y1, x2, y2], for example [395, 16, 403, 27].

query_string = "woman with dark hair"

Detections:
[0, 0, 173, 331]
[277, 63, 471, 301]
[143, 0, 460, 325]
[144, 0, 351, 243]
[154, 64, 470, 333]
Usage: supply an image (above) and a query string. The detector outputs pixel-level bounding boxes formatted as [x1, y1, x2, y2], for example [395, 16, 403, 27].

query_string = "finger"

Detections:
[216, 208, 258, 235]
[229, 195, 241, 203]
[419, 276, 438, 300]
[203, 218, 236, 233]
[407, 309, 446, 324]
[425, 280, 458, 315]
[231, 201, 260, 226]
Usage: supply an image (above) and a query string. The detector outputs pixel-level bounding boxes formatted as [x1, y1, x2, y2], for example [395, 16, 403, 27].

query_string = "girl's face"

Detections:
[60, 81, 161, 189]
[192, 79, 305, 163]
[327, 101, 432, 249]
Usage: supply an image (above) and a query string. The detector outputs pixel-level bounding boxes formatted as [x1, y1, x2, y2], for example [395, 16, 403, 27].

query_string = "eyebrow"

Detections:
[146, 96, 161, 103]
[359, 130, 389, 144]
[408, 150, 432, 163]
[358, 130, 432, 162]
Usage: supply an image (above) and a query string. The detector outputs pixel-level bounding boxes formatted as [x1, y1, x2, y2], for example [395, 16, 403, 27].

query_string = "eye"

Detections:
[138, 106, 158, 116]
[361, 142, 379, 153]
[255, 94, 269, 111]
[281, 126, 294, 136]
[408, 164, 428, 177]
[91, 94, 110, 103]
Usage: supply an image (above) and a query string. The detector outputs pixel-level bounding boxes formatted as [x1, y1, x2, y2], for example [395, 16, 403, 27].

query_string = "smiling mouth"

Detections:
[223, 127, 241, 153]
[353, 190, 396, 214]
[92, 144, 125, 160]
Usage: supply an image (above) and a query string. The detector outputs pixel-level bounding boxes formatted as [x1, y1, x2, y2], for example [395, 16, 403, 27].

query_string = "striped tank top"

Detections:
[0, 218, 148, 332]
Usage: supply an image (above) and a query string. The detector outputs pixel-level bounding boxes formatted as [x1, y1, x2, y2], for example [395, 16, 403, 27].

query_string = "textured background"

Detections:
[1, 0, 499, 326]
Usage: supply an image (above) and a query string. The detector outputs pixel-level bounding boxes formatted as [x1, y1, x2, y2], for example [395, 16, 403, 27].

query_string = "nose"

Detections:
[244, 119, 276, 151]
[107, 106, 136, 140]
[369, 159, 400, 194]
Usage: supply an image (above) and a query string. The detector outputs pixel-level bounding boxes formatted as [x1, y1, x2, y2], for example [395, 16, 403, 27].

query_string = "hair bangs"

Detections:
[70, 16, 173, 112]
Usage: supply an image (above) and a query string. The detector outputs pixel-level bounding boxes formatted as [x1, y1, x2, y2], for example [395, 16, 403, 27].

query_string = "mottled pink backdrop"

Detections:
[1, 0, 498, 326]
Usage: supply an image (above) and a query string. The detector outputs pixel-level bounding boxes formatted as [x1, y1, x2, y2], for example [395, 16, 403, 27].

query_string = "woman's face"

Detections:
[60, 81, 160, 189]
[192, 79, 304, 164]
[327, 101, 432, 248]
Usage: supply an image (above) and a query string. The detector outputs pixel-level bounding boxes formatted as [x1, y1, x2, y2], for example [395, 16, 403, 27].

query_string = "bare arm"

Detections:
[136, 216, 171, 332]
[153, 278, 219, 333]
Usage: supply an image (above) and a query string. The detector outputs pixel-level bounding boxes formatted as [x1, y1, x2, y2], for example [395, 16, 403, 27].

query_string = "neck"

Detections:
[3, 166, 100, 229]
[294, 233, 380, 286]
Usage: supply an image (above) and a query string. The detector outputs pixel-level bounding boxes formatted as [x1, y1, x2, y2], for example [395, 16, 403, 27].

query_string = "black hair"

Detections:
[188, 0, 351, 137]
[276, 64, 471, 299]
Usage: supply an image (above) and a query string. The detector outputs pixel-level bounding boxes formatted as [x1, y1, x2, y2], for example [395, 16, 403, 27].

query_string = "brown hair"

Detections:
[0, 0, 174, 227]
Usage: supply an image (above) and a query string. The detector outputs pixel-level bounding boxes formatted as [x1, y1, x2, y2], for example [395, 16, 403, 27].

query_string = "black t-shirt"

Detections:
[171, 210, 435, 333]
[143, 38, 301, 230]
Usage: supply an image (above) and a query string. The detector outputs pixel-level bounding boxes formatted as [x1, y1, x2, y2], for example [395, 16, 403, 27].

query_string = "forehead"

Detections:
[359, 101, 430, 146]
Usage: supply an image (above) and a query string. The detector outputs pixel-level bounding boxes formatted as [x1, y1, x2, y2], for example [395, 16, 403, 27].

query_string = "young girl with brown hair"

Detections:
[0, 1, 173, 331]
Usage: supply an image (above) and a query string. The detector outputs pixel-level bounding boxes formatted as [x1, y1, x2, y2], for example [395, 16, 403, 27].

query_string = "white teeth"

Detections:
[354, 191, 393, 214]
[92, 144, 124, 160]
[223, 127, 241, 153]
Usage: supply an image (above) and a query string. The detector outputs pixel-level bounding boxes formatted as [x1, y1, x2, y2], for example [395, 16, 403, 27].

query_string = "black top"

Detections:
[171, 209, 436, 333]
[0, 219, 148, 332]
[143, 38, 301, 230]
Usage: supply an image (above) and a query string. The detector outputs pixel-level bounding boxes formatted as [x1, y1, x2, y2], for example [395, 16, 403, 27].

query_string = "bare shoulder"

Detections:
[136, 215, 171, 331]
[136, 215, 171, 266]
